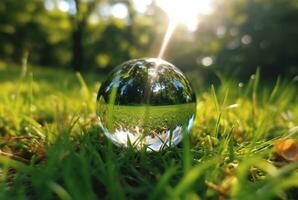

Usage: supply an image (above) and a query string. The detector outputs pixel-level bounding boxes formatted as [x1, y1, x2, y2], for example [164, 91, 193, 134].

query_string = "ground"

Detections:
[0, 65, 297, 200]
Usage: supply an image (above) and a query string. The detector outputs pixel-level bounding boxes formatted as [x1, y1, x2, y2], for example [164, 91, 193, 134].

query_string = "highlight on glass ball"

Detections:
[96, 58, 196, 151]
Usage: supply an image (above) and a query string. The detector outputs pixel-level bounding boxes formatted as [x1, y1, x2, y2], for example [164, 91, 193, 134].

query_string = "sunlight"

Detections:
[133, 0, 152, 13]
[157, 0, 214, 59]
[158, 20, 176, 58]
[58, 0, 70, 12]
[111, 3, 129, 19]
[156, 0, 214, 31]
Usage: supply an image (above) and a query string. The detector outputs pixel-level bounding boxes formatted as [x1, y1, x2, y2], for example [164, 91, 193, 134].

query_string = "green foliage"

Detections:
[211, 0, 298, 77]
[169, 0, 298, 78]
[1, 0, 297, 77]
[0, 66, 297, 199]
[0, 0, 156, 70]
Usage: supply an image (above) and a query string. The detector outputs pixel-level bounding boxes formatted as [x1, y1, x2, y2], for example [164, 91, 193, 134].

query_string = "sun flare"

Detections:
[157, 0, 214, 58]
[157, 0, 214, 31]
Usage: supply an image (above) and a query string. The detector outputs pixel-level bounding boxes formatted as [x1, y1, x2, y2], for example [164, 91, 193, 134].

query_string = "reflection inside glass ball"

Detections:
[97, 58, 196, 151]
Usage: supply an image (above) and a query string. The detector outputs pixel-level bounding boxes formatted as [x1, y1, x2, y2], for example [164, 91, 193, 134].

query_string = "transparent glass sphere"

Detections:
[97, 58, 196, 151]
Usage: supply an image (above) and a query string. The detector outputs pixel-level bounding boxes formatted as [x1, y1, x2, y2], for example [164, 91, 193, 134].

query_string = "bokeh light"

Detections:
[111, 3, 129, 19]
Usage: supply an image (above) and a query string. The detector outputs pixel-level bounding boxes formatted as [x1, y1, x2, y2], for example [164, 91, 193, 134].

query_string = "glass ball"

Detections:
[97, 58, 196, 151]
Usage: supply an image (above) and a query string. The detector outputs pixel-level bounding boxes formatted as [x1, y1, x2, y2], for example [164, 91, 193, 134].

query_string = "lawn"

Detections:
[97, 103, 196, 151]
[0, 65, 298, 199]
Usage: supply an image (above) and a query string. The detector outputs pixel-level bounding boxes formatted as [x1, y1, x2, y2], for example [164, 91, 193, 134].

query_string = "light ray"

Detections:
[158, 20, 176, 59]
[156, 0, 214, 59]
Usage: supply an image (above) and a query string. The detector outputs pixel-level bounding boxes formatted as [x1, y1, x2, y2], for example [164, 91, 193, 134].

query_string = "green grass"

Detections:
[97, 103, 196, 150]
[0, 65, 298, 199]
[97, 103, 195, 135]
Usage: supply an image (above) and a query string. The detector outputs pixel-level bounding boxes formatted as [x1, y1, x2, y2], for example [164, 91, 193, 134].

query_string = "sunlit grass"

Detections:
[0, 65, 297, 199]
[97, 103, 195, 135]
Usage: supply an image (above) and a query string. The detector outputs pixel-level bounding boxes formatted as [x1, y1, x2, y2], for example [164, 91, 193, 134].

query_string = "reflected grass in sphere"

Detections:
[97, 58, 196, 151]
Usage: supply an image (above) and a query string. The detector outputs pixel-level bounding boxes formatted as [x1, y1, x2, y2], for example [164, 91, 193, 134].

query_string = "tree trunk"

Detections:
[71, 0, 100, 71]
[72, 27, 83, 72]
[71, 0, 83, 71]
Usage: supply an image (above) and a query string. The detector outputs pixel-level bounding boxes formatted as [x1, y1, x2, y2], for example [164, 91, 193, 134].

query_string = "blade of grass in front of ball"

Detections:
[107, 76, 120, 131]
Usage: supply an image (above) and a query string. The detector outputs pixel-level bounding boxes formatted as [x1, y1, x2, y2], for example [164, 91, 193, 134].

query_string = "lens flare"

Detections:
[156, 0, 214, 58]
[158, 20, 176, 59]
[157, 0, 214, 31]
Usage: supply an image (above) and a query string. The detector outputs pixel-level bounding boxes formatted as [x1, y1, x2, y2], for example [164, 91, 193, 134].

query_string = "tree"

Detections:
[71, 0, 102, 71]
[0, 0, 46, 64]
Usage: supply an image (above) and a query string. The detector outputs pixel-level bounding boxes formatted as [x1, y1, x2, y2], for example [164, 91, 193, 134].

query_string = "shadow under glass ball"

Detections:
[97, 58, 196, 151]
